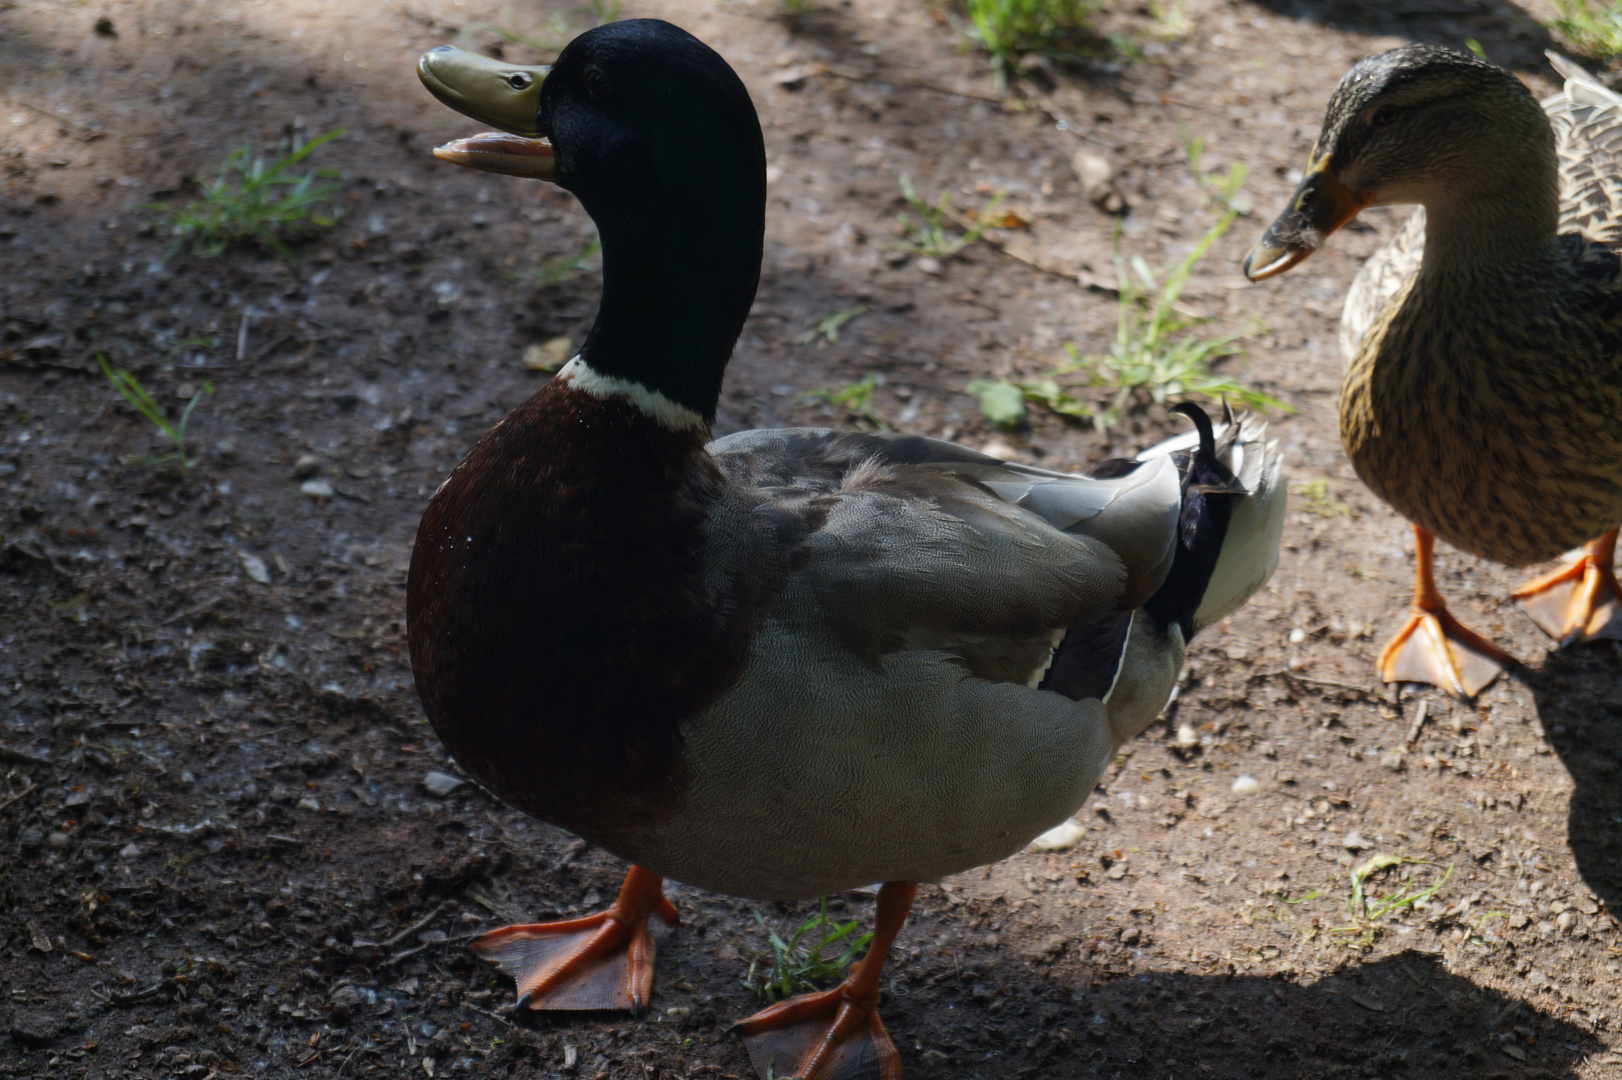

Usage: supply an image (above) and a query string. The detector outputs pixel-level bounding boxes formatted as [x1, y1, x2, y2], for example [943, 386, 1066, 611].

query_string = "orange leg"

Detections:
[1510, 528, 1622, 646]
[733, 882, 916, 1080]
[471, 865, 678, 1014]
[1378, 525, 1514, 701]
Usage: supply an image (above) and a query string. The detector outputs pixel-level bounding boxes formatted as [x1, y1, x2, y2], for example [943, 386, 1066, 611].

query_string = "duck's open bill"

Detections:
[1243, 160, 1368, 280]
[433, 133, 557, 180]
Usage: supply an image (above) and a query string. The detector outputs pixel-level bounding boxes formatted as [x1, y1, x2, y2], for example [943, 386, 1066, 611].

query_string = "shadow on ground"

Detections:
[1243, 0, 1559, 71]
[1526, 651, 1622, 916]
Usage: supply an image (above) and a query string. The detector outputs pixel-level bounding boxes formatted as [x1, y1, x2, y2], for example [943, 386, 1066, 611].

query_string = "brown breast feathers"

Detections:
[406, 378, 754, 847]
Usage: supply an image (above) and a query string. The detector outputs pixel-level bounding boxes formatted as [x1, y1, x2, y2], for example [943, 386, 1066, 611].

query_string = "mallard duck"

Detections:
[1244, 45, 1622, 700]
[409, 20, 1285, 1080]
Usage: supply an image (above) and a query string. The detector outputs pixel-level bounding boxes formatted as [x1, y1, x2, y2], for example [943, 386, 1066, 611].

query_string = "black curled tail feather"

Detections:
[1141, 403, 1248, 639]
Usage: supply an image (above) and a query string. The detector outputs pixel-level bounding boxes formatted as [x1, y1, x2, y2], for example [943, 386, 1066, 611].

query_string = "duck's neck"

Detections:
[574, 188, 763, 427]
[1414, 146, 1562, 292]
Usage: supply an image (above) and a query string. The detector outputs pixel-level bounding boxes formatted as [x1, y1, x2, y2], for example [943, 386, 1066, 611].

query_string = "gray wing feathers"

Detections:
[710, 428, 1182, 627]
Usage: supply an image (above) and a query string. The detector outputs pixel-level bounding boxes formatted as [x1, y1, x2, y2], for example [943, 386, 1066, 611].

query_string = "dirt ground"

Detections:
[3, 0, 1622, 1077]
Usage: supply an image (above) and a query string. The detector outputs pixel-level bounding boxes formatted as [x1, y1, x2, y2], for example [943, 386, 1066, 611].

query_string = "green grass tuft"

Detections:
[1329, 854, 1455, 948]
[98, 352, 211, 473]
[970, 212, 1288, 431]
[797, 305, 868, 346]
[798, 373, 887, 429]
[1547, 0, 1622, 65]
[969, 144, 1286, 432]
[747, 897, 874, 1002]
[894, 175, 1006, 259]
[959, 0, 1100, 87]
[150, 130, 344, 265]
[507, 239, 601, 288]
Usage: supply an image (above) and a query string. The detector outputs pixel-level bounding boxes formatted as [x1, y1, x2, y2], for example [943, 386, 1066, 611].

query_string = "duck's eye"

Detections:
[507, 73, 532, 91]
[584, 67, 609, 98]
[1370, 104, 1401, 128]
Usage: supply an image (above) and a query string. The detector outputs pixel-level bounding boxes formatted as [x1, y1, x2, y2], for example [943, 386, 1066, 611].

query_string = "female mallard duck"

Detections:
[1245, 45, 1622, 700]
[409, 20, 1284, 1080]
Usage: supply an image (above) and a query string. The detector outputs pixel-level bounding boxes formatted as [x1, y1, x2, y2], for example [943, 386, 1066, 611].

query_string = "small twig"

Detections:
[1404, 700, 1430, 748]
[236, 313, 251, 362]
[17, 100, 96, 133]
[0, 780, 39, 812]
[0, 745, 52, 767]
[378, 941, 434, 969]
[461, 1001, 514, 1027]
[1270, 670, 1381, 701]
[160, 596, 221, 626]
[815, 64, 1004, 104]
[382, 898, 456, 949]
[934, 203, 1084, 283]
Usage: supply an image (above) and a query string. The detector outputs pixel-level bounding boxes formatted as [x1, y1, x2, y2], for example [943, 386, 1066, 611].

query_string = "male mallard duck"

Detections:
[409, 20, 1284, 1080]
[1245, 45, 1622, 700]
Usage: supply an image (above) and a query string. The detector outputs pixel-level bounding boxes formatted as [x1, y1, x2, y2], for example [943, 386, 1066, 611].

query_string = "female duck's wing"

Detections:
[709, 428, 1180, 693]
[1341, 208, 1424, 362]
[1546, 51, 1622, 246]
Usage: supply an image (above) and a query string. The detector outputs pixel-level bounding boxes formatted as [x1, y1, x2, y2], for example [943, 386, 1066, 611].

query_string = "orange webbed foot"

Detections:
[734, 984, 901, 1080]
[1378, 604, 1512, 701]
[1511, 531, 1622, 646]
[1379, 525, 1514, 700]
[732, 882, 916, 1080]
[473, 865, 677, 1013]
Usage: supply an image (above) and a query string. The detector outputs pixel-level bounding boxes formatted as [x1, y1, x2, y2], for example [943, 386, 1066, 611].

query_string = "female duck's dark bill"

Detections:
[433, 132, 557, 180]
[1243, 159, 1369, 281]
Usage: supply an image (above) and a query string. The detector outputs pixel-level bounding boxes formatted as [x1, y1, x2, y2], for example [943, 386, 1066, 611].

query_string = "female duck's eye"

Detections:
[1371, 104, 1400, 128]
[507, 73, 532, 90]
[584, 67, 609, 98]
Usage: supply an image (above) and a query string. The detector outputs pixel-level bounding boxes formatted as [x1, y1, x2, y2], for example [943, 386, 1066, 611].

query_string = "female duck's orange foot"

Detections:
[1379, 604, 1513, 701]
[733, 984, 901, 1080]
[1511, 533, 1622, 646]
[471, 865, 677, 1014]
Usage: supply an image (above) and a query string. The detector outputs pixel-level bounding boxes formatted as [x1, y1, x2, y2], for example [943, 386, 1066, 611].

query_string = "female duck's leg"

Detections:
[734, 881, 915, 1080]
[1379, 525, 1514, 700]
[1511, 528, 1622, 646]
[472, 865, 677, 1013]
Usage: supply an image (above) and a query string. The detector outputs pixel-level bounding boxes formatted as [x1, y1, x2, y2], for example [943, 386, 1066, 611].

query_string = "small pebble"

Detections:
[239, 552, 271, 584]
[297, 796, 322, 812]
[1557, 911, 1578, 934]
[524, 336, 575, 371]
[1175, 722, 1199, 749]
[422, 771, 465, 798]
[293, 453, 321, 479]
[300, 479, 335, 498]
[118, 842, 141, 858]
[916, 256, 942, 276]
[1231, 774, 1260, 796]
[1342, 831, 1371, 851]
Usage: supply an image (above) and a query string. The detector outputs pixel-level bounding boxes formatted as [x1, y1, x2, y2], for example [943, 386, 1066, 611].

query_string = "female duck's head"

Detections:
[420, 20, 768, 422]
[1244, 45, 1557, 281]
